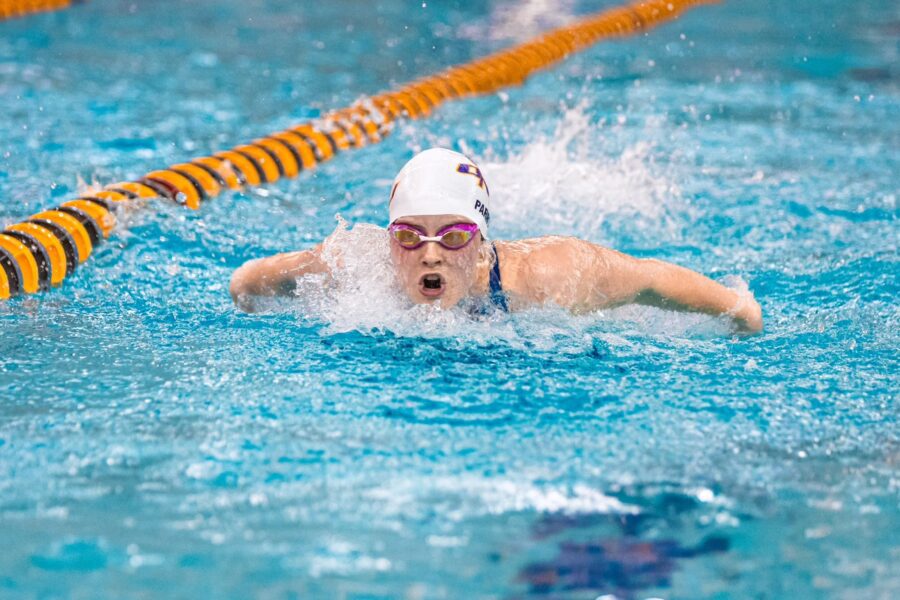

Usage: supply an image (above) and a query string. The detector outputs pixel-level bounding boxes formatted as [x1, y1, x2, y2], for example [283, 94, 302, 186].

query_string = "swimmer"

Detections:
[230, 148, 763, 332]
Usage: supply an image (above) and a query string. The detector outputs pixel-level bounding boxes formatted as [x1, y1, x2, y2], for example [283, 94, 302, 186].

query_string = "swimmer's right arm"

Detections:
[229, 245, 327, 311]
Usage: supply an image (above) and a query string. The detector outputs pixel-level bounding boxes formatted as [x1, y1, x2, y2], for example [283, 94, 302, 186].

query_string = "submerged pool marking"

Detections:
[0, 0, 718, 300]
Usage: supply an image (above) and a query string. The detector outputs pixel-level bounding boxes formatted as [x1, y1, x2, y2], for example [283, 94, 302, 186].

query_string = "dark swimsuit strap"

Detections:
[489, 242, 509, 312]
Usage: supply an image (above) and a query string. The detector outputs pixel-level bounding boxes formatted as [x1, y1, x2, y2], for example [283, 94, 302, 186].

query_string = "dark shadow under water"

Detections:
[513, 489, 734, 599]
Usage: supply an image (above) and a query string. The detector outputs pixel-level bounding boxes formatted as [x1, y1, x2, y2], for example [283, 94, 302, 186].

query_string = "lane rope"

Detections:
[0, 0, 718, 300]
[0, 0, 80, 21]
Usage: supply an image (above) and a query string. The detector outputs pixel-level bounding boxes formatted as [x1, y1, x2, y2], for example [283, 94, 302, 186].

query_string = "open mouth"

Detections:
[418, 273, 445, 298]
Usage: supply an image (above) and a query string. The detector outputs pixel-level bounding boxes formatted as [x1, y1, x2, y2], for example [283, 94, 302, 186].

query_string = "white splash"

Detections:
[286, 216, 746, 343]
[457, 0, 577, 42]
[364, 476, 640, 522]
[476, 105, 681, 241]
[297, 217, 486, 338]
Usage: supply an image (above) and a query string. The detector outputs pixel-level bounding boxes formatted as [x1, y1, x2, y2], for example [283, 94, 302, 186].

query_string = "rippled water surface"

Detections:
[1, 0, 898, 598]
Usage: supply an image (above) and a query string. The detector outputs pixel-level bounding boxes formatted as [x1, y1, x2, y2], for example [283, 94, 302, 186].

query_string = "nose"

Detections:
[420, 241, 444, 267]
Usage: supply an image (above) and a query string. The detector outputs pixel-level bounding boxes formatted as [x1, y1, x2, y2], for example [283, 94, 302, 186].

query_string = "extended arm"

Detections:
[598, 249, 763, 333]
[630, 258, 762, 332]
[506, 238, 759, 332]
[229, 245, 328, 311]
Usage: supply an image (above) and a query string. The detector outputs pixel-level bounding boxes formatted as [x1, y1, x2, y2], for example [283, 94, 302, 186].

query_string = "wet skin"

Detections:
[388, 214, 491, 309]
[229, 214, 763, 332]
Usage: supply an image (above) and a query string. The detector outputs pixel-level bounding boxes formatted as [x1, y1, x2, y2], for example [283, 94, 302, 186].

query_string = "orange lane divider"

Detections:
[0, 0, 718, 300]
[0, 0, 79, 21]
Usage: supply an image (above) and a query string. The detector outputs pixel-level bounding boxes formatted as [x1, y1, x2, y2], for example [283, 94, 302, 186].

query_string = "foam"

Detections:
[285, 217, 746, 345]
[475, 104, 682, 241]
[364, 476, 640, 521]
[457, 0, 577, 43]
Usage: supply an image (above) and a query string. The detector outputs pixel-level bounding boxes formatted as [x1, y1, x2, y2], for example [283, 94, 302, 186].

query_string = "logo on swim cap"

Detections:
[389, 182, 400, 203]
[456, 163, 490, 195]
[388, 148, 493, 239]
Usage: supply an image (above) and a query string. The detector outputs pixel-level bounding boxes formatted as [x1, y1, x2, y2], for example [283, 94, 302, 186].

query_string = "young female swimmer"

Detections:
[230, 148, 763, 332]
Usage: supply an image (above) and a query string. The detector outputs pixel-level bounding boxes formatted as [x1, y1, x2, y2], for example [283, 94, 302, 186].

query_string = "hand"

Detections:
[732, 295, 763, 333]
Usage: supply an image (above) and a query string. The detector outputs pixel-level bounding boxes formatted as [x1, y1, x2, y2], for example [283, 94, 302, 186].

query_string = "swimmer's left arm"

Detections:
[599, 250, 763, 333]
[517, 239, 758, 332]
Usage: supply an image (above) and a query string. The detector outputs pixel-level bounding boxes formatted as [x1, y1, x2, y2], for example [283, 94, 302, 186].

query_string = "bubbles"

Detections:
[365, 476, 639, 521]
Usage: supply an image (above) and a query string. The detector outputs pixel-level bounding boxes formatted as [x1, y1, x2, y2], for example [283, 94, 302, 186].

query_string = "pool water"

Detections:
[1, 0, 898, 597]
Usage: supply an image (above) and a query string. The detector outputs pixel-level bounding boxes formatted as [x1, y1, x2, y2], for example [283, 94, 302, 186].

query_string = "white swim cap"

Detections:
[388, 148, 492, 239]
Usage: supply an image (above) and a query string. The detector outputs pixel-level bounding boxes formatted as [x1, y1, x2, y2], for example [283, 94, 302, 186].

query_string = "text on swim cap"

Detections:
[474, 199, 490, 223]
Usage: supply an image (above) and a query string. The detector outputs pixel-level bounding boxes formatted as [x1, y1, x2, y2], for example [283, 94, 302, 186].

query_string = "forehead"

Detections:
[394, 214, 474, 229]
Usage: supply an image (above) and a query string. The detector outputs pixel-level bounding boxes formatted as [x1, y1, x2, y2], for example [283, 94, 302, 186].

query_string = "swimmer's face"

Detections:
[389, 214, 484, 308]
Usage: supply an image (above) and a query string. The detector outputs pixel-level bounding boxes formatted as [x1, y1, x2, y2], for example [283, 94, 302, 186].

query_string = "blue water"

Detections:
[1, 0, 898, 597]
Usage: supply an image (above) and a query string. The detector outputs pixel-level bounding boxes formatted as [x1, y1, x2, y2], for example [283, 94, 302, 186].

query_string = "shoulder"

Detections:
[493, 237, 611, 308]
[496, 236, 604, 273]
